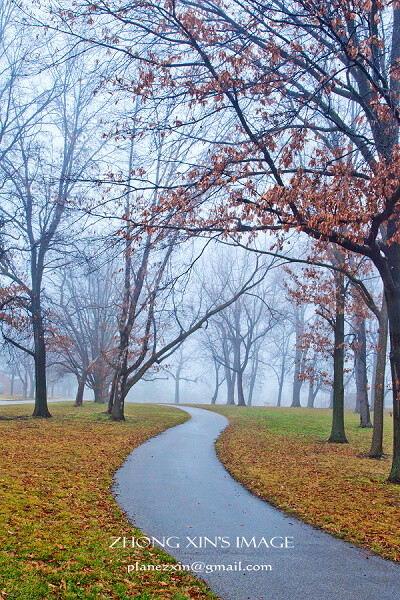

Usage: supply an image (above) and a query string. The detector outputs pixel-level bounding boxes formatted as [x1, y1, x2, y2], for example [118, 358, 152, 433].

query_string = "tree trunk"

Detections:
[353, 316, 372, 427]
[382, 258, 400, 481]
[307, 380, 315, 408]
[247, 348, 258, 406]
[370, 342, 378, 412]
[74, 370, 88, 407]
[237, 369, 246, 406]
[110, 345, 129, 421]
[369, 297, 388, 458]
[329, 387, 333, 409]
[110, 374, 127, 421]
[277, 354, 286, 407]
[354, 391, 360, 414]
[28, 371, 34, 399]
[306, 357, 318, 408]
[248, 376, 254, 406]
[291, 314, 303, 407]
[10, 372, 14, 396]
[211, 360, 220, 405]
[225, 368, 235, 405]
[32, 300, 51, 418]
[107, 373, 117, 414]
[174, 369, 181, 404]
[329, 271, 348, 443]
[93, 375, 108, 403]
[22, 365, 28, 398]
[233, 338, 246, 406]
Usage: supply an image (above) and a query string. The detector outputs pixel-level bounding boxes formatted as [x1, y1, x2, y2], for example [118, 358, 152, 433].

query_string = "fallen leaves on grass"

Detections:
[0, 402, 219, 600]
[206, 406, 400, 562]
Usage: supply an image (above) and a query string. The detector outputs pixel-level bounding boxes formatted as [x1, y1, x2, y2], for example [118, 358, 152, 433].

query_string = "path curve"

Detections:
[113, 405, 400, 600]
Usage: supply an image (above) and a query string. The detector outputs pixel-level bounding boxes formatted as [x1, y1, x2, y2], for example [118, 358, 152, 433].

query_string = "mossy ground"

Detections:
[200, 405, 400, 562]
[0, 402, 218, 600]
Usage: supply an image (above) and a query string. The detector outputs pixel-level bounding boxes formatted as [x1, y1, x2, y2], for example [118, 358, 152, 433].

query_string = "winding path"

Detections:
[113, 405, 400, 600]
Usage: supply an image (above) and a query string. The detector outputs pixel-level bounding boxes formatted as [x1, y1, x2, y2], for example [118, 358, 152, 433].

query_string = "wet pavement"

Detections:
[113, 405, 400, 600]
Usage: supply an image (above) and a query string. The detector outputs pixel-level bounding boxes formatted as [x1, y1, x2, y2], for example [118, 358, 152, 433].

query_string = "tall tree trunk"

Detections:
[353, 316, 372, 427]
[233, 339, 246, 406]
[291, 313, 303, 407]
[248, 374, 255, 406]
[211, 360, 220, 405]
[277, 379, 284, 407]
[174, 368, 181, 404]
[237, 369, 246, 406]
[93, 374, 108, 403]
[10, 372, 14, 395]
[225, 367, 236, 405]
[107, 373, 117, 414]
[74, 370, 88, 407]
[307, 380, 315, 408]
[110, 372, 128, 420]
[354, 391, 360, 413]
[32, 299, 51, 418]
[277, 354, 286, 407]
[307, 357, 318, 408]
[110, 344, 128, 421]
[329, 387, 333, 409]
[370, 342, 378, 412]
[382, 256, 400, 481]
[247, 348, 258, 406]
[369, 297, 388, 458]
[329, 271, 348, 443]
[28, 371, 34, 399]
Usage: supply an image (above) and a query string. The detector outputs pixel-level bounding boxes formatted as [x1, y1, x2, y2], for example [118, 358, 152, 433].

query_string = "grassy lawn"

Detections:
[201, 405, 400, 562]
[0, 402, 218, 600]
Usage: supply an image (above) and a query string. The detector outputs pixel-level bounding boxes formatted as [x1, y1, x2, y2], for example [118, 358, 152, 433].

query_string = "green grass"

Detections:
[196, 405, 400, 562]
[0, 401, 219, 600]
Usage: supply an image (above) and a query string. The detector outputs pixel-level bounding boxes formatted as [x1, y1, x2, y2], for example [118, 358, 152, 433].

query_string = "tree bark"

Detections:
[248, 373, 255, 406]
[107, 373, 117, 414]
[247, 347, 259, 406]
[93, 374, 108, 403]
[370, 343, 378, 412]
[329, 270, 348, 443]
[211, 360, 220, 404]
[353, 316, 372, 427]
[21, 365, 28, 398]
[28, 371, 34, 399]
[354, 391, 360, 414]
[369, 297, 388, 458]
[277, 353, 286, 407]
[74, 370, 88, 407]
[291, 311, 303, 407]
[307, 380, 315, 408]
[225, 368, 236, 405]
[237, 369, 246, 406]
[174, 367, 181, 404]
[233, 338, 246, 406]
[110, 344, 129, 421]
[32, 298, 51, 418]
[381, 242, 400, 481]
[306, 357, 318, 408]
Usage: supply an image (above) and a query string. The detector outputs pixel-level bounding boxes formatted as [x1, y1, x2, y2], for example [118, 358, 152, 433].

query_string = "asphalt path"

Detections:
[113, 405, 400, 600]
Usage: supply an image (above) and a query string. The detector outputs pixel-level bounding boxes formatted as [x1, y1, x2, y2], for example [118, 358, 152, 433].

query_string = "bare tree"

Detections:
[53, 260, 117, 406]
[0, 52, 108, 416]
